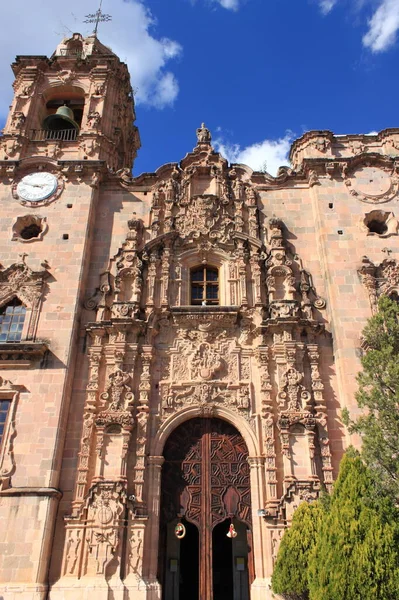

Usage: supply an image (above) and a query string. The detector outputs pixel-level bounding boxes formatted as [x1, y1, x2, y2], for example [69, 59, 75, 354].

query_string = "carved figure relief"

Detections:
[190, 343, 224, 380]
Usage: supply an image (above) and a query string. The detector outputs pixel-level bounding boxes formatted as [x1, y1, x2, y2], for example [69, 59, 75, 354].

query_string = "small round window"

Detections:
[12, 215, 47, 243]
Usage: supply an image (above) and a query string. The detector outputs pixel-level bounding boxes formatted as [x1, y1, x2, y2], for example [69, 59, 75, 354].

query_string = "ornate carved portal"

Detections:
[159, 418, 252, 600]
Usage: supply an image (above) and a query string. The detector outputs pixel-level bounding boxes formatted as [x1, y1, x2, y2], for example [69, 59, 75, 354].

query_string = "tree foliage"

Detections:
[271, 500, 323, 599]
[272, 452, 399, 600]
[343, 295, 399, 499]
[308, 451, 399, 600]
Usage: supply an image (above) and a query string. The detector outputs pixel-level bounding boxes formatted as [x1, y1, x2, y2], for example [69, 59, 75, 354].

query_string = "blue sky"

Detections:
[1, 0, 399, 175]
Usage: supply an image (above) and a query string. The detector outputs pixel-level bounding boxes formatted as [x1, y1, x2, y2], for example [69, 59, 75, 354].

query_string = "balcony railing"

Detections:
[57, 49, 83, 59]
[29, 129, 78, 142]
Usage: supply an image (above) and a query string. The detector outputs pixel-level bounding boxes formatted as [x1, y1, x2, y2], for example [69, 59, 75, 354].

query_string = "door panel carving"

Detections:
[160, 418, 252, 599]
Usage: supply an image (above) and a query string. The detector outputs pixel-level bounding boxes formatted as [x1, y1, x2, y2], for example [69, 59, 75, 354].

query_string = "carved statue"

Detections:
[196, 122, 211, 144]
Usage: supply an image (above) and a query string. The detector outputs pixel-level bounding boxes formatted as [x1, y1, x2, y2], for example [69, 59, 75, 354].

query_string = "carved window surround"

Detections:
[0, 259, 50, 366]
[0, 377, 20, 490]
[358, 256, 399, 314]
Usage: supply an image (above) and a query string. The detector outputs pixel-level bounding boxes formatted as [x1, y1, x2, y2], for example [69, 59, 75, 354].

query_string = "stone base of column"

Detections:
[251, 577, 283, 600]
[0, 583, 48, 600]
[49, 576, 162, 600]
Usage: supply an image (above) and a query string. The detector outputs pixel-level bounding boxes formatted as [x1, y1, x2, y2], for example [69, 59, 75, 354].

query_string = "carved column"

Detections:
[255, 346, 277, 506]
[307, 344, 333, 491]
[237, 241, 248, 307]
[250, 253, 262, 306]
[72, 329, 104, 514]
[123, 515, 148, 593]
[160, 242, 171, 307]
[248, 207, 258, 239]
[146, 252, 158, 308]
[143, 455, 165, 589]
[134, 346, 152, 505]
[358, 257, 378, 314]
[234, 198, 244, 232]
[248, 456, 272, 598]
[228, 260, 238, 305]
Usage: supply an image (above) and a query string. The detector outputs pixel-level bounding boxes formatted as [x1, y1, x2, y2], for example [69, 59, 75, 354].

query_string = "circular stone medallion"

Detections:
[346, 166, 397, 203]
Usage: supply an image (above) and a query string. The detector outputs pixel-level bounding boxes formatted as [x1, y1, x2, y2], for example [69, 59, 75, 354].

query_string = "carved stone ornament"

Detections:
[190, 342, 224, 380]
[175, 194, 234, 243]
[2, 137, 23, 158]
[11, 111, 26, 130]
[87, 111, 101, 129]
[361, 210, 399, 238]
[344, 164, 399, 203]
[12, 215, 48, 243]
[64, 481, 127, 578]
[358, 256, 399, 313]
[0, 257, 48, 311]
[0, 256, 50, 343]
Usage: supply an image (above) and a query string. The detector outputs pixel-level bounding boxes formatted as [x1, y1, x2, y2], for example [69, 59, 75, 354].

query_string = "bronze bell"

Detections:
[43, 105, 80, 132]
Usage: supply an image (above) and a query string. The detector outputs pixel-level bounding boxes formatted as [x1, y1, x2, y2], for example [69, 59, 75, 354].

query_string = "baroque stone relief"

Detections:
[64, 481, 127, 578]
[0, 255, 50, 342]
[358, 256, 399, 313]
[71, 125, 335, 576]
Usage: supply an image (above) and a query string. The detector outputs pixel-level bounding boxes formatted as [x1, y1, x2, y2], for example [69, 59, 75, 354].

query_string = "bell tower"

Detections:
[0, 34, 140, 600]
[1, 32, 140, 170]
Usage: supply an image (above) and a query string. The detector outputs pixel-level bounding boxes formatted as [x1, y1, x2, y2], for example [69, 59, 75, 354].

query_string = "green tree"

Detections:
[308, 451, 399, 600]
[343, 295, 399, 500]
[271, 500, 323, 599]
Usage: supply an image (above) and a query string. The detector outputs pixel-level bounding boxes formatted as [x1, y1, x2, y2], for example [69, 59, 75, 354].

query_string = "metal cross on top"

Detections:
[84, 0, 112, 36]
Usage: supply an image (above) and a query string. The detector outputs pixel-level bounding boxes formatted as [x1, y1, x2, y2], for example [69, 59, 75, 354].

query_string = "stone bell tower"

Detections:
[0, 33, 140, 600]
[1, 32, 140, 170]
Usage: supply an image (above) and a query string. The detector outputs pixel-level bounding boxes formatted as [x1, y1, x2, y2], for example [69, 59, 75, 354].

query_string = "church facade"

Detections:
[0, 33, 399, 600]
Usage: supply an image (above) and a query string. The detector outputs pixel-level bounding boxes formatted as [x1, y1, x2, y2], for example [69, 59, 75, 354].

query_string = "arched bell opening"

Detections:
[38, 86, 85, 141]
[158, 417, 253, 600]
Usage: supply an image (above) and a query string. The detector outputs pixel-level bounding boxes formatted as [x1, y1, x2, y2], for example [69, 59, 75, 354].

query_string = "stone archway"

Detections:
[158, 417, 253, 600]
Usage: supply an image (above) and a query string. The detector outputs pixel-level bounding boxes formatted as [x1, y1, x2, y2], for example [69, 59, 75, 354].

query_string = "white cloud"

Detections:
[0, 0, 182, 116]
[319, 0, 338, 15]
[214, 132, 294, 176]
[191, 0, 241, 10]
[216, 0, 241, 9]
[152, 73, 180, 109]
[363, 0, 399, 52]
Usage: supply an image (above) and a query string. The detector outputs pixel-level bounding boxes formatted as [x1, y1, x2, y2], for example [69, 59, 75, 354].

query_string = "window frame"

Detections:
[190, 265, 220, 306]
[0, 298, 27, 343]
[0, 377, 19, 491]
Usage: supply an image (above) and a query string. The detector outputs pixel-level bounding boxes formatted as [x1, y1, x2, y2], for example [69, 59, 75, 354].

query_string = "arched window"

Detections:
[0, 299, 26, 342]
[191, 266, 219, 306]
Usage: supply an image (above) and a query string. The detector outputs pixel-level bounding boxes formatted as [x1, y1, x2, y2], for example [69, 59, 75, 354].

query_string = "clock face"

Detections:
[16, 172, 58, 202]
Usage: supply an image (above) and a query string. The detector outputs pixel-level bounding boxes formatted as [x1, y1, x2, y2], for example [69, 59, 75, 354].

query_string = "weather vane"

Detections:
[84, 0, 112, 36]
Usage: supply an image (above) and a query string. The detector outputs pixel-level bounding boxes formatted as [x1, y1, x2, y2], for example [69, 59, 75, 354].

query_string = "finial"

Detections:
[196, 122, 212, 145]
[84, 0, 112, 36]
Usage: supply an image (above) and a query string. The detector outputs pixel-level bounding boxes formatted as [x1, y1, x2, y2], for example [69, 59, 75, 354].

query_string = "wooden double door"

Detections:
[159, 418, 253, 600]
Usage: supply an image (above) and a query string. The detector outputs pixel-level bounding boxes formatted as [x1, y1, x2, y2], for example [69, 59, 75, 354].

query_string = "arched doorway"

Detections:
[158, 417, 253, 600]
